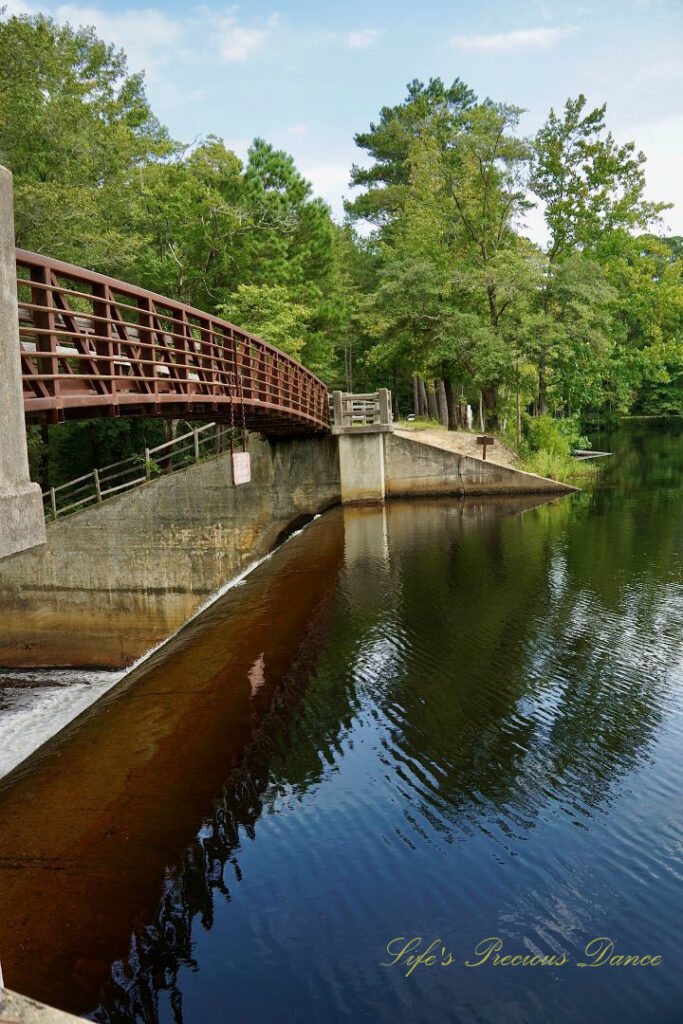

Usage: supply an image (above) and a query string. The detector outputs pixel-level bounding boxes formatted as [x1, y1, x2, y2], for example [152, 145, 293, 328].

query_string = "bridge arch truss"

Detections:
[17, 250, 330, 436]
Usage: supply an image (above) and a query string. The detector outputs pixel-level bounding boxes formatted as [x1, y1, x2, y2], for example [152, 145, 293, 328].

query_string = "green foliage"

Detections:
[25, 425, 45, 485]
[522, 448, 597, 484]
[219, 284, 312, 360]
[531, 95, 669, 262]
[140, 456, 162, 478]
[2, 12, 680, 488]
[0, 11, 171, 270]
[521, 414, 589, 458]
[351, 81, 678, 432]
[397, 417, 441, 429]
[517, 415, 598, 483]
[347, 77, 477, 229]
[356, 84, 539, 425]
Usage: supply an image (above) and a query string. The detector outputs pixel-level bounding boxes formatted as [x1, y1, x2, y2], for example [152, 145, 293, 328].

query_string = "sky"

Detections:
[5, 0, 683, 244]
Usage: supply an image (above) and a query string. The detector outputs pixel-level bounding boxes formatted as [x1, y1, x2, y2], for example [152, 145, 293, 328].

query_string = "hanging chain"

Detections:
[229, 338, 237, 459]
[236, 345, 248, 452]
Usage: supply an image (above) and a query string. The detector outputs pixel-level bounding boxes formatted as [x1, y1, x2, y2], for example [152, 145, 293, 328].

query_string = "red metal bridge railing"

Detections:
[16, 249, 330, 435]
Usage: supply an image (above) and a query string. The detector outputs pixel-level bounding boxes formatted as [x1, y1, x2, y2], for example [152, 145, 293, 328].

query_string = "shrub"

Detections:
[521, 414, 590, 458]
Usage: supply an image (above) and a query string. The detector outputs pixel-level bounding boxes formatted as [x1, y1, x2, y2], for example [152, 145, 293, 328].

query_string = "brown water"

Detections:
[0, 420, 681, 1023]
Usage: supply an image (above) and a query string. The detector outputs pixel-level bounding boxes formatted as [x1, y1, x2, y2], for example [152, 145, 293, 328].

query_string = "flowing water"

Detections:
[0, 419, 681, 1023]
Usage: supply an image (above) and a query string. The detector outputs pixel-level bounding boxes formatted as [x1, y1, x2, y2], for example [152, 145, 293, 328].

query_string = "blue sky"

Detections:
[6, 0, 683, 242]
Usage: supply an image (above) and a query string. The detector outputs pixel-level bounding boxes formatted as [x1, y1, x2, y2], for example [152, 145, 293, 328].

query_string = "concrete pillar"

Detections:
[377, 387, 391, 425]
[338, 432, 386, 504]
[0, 164, 46, 558]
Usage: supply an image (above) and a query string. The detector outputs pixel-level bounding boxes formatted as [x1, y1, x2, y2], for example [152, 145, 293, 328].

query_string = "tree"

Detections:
[531, 94, 668, 264]
[528, 95, 671, 415]
[360, 102, 536, 427]
[522, 255, 616, 415]
[219, 284, 312, 360]
[346, 77, 476, 230]
[239, 138, 335, 295]
[0, 10, 347, 487]
[0, 10, 171, 271]
[124, 138, 246, 307]
[602, 233, 683, 414]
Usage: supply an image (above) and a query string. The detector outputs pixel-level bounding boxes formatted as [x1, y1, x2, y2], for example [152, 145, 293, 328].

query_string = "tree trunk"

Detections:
[89, 422, 99, 469]
[417, 375, 429, 418]
[481, 386, 499, 430]
[443, 378, 458, 431]
[413, 375, 420, 417]
[538, 365, 548, 416]
[436, 379, 449, 427]
[161, 419, 180, 470]
[487, 281, 500, 328]
[427, 385, 439, 421]
[39, 424, 50, 492]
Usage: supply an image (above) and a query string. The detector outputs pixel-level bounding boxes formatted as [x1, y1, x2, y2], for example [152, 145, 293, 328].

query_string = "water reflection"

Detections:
[0, 518, 344, 1015]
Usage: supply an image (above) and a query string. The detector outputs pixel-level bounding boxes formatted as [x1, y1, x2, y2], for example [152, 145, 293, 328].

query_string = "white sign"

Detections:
[232, 451, 251, 485]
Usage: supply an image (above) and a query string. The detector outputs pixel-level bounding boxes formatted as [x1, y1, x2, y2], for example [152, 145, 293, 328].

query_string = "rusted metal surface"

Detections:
[16, 249, 330, 434]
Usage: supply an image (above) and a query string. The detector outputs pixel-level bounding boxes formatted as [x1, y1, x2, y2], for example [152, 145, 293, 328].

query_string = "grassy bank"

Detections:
[520, 448, 601, 485]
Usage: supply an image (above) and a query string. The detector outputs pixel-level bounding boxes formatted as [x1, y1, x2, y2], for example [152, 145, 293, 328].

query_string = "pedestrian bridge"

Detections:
[17, 249, 330, 436]
[0, 164, 571, 567]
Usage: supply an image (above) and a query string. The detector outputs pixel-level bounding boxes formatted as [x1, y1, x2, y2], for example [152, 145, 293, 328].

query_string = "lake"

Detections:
[0, 419, 680, 1023]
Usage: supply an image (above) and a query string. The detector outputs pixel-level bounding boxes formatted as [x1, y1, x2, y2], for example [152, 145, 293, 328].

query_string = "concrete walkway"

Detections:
[0, 989, 84, 1022]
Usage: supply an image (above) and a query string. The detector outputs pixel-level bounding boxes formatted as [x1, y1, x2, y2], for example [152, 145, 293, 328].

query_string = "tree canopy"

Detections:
[0, 9, 679, 485]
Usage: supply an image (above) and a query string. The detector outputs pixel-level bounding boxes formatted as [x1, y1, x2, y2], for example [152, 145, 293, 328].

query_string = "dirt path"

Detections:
[394, 426, 519, 469]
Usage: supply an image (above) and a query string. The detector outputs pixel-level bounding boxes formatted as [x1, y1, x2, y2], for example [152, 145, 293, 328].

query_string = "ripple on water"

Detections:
[3, 424, 683, 1024]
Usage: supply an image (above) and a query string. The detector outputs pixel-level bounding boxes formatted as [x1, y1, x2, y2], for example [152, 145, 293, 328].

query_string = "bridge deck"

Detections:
[16, 250, 330, 435]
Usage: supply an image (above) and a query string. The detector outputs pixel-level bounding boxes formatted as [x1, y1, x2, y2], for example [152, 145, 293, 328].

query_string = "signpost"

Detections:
[476, 435, 495, 461]
[232, 451, 251, 485]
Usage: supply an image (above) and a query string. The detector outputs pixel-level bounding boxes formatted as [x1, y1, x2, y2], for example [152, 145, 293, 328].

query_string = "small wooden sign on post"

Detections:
[232, 451, 251, 485]
[476, 435, 495, 461]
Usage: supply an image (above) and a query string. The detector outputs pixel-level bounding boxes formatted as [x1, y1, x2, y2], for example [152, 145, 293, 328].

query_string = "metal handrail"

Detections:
[17, 249, 330, 434]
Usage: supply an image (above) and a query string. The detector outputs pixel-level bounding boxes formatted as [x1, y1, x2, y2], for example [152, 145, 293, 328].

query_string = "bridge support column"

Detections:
[337, 430, 387, 504]
[0, 164, 46, 558]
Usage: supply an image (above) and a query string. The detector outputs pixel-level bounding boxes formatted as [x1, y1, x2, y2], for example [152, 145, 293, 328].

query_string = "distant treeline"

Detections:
[1, 11, 680, 485]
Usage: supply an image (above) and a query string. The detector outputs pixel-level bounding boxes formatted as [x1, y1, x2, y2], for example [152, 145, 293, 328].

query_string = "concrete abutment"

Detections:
[0, 164, 46, 558]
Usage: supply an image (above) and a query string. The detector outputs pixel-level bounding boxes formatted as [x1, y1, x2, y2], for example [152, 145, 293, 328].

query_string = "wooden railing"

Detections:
[331, 389, 393, 429]
[43, 422, 232, 520]
[16, 250, 330, 434]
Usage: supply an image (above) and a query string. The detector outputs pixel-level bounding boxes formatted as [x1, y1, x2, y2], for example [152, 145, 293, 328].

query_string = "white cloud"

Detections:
[451, 26, 577, 52]
[1, 0, 35, 14]
[53, 5, 281, 72]
[621, 113, 683, 234]
[55, 5, 184, 76]
[347, 28, 383, 50]
[216, 10, 279, 63]
[300, 162, 351, 218]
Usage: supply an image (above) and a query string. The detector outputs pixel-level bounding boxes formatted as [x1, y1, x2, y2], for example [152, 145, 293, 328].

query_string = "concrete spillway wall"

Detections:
[0, 428, 573, 669]
[337, 428, 576, 504]
[0, 435, 340, 667]
[384, 432, 574, 498]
